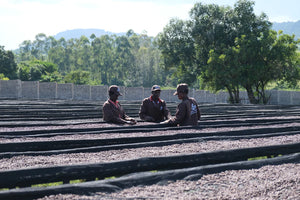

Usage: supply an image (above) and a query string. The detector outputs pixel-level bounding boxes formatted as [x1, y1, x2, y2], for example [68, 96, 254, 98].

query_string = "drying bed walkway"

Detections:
[0, 100, 299, 200]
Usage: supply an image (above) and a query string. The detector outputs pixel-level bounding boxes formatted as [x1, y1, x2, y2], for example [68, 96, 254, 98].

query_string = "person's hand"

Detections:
[127, 120, 136, 125]
[160, 119, 170, 124]
[125, 118, 136, 125]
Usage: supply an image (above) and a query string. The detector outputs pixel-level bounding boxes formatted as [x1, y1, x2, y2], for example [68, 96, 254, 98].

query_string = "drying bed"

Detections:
[0, 100, 299, 199]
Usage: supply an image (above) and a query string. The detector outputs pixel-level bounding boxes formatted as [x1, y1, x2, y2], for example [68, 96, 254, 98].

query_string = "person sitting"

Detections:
[161, 83, 200, 126]
[102, 85, 137, 125]
[139, 85, 170, 122]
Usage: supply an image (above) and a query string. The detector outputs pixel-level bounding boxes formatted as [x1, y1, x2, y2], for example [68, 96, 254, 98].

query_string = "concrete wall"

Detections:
[1, 80, 300, 105]
[21, 81, 39, 99]
[91, 85, 108, 101]
[267, 90, 279, 105]
[124, 87, 144, 101]
[291, 91, 300, 105]
[57, 83, 73, 100]
[73, 85, 90, 100]
[0, 79, 21, 99]
[39, 82, 57, 99]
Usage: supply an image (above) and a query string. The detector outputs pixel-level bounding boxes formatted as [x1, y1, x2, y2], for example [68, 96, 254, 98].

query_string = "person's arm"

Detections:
[168, 103, 186, 125]
[162, 101, 171, 120]
[196, 103, 201, 120]
[139, 100, 147, 120]
[103, 103, 127, 124]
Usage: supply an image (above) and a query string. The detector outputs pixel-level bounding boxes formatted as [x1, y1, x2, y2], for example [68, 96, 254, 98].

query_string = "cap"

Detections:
[151, 85, 161, 92]
[109, 85, 122, 96]
[173, 83, 188, 95]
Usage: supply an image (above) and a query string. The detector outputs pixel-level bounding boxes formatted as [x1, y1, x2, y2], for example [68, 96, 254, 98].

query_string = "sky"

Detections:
[1, 0, 299, 50]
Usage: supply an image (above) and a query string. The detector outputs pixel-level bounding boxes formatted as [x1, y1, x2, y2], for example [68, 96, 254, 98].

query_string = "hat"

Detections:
[109, 85, 122, 96]
[174, 83, 188, 95]
[151, 85, 161, 92]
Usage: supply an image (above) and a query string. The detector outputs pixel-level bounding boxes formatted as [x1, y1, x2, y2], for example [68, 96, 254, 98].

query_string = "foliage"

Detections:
[0, 73, 9, 80]
[40, 71, 62, 83]
[17, 59, 59, 81]
[158, 18, 196, 85]
[16, 30, 171, 87]
[234, 30, 300, 104]
[64, 70, 90, 85]
[0, 46, 17, 79]
[158, 0, 300, 104]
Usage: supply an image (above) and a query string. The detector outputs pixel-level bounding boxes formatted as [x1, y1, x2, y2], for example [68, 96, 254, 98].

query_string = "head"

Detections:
[174, 83, 188, 100]
[108, 85, 122, 101]
[151, 85, 161, 99]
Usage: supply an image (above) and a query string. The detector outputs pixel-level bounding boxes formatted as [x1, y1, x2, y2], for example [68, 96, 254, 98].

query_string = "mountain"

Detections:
[54, 21, 300, 41]
[272, 20, 300, 39]
[54, 29, 126, 40]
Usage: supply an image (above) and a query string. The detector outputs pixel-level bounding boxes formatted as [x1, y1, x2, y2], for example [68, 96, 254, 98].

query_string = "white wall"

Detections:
[0, 80, 299, 105]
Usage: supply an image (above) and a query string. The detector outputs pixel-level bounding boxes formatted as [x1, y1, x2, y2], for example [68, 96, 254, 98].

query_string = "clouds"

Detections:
[0, 0, 195, 50]
[0, 0, 299, 50]
[253, 0, 299, 22]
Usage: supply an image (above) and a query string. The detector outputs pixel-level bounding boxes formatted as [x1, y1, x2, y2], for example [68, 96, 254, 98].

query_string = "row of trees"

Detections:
[158, 0, 300, 103]
[15, 30, 168, 87]
[1, 0, 299, 104]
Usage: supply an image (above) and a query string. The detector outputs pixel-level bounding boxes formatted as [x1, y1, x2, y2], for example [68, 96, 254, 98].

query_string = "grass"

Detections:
[104, 176, 116, 180]
[31, 181, 63, 188]
[69, 179, 86, 184]
[1, 178, 99, 191]
[248, 154, 282, 161]
[31, 178, 93, 188]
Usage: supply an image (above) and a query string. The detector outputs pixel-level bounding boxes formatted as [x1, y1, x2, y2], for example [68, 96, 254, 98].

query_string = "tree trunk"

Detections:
[245, 85, 258, 104]
[226, 86, 235, 104]
[233, 86, 240, 104]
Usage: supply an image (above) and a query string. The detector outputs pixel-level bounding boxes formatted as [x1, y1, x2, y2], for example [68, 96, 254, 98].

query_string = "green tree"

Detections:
[136, 34, 167, 87]
[18, 40, 33, 62]
[33, 33, 48, 60]
[0, 46, 17, 79]
[64, 70, 90, 85]
[207, 47, 242, 103]
[201, 0, 271, 103]
[231, 0, 272, 103]
[113, 35, 134, 86]
[238, 31, 300, 103]
[40, 71, 62, 82]
[17, 60, 59, 81]
[158, 18, 195, 85]
[159, 0, 300, 104]
[75, 36, 91, 71]
[125, 30, 143, 87]
[91, 35, 115, 85]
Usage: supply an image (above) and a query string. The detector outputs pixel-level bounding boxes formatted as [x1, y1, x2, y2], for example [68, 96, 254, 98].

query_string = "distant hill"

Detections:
[55, 22, 300, 42]
[54, 29, 126, 40]
[272, 20, 300, 39]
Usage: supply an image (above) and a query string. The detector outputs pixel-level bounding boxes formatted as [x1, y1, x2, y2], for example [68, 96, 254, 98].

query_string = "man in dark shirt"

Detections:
[162, 83, 200, 126]
[139, 85, 170, 122]
[103, 85, 137, 125]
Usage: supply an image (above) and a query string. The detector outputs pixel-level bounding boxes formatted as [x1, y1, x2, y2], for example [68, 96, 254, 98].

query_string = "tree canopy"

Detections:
[158, 0, 300, 104]
[15, 30, 169, 87]
[0, 46, 17, 79]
